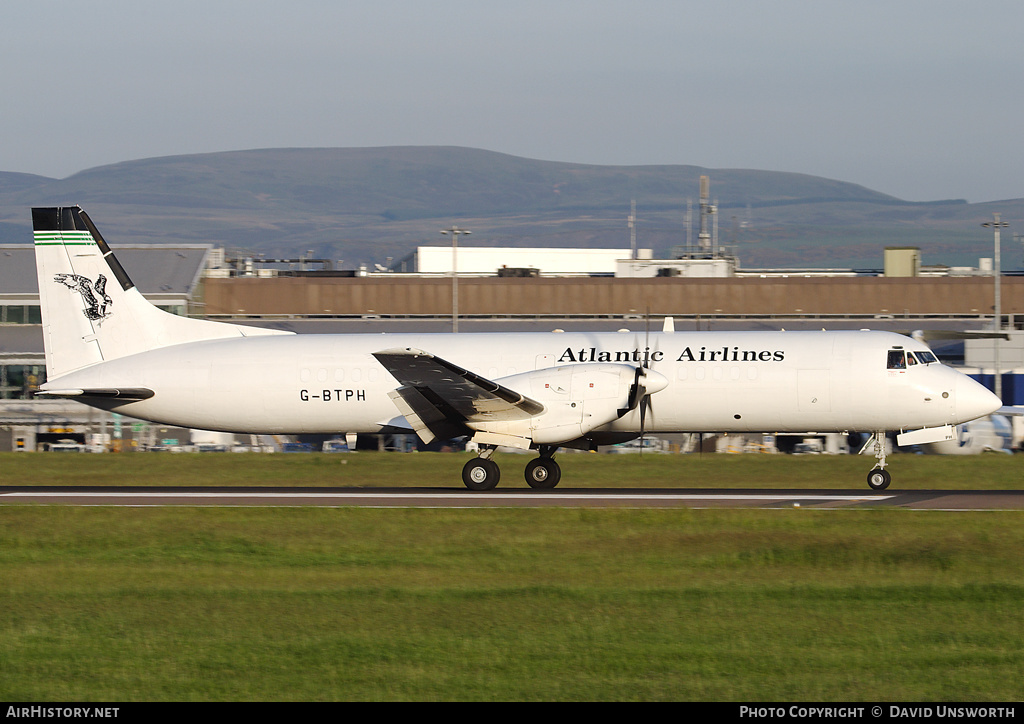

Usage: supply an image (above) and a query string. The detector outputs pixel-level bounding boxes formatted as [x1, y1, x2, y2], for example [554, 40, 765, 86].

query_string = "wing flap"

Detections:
[386, 388, 467, 444]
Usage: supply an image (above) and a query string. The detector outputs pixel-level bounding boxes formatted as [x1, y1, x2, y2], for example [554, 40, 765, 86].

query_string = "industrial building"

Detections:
[391, 246, 653, 276]
[201, 272, 1024, 321]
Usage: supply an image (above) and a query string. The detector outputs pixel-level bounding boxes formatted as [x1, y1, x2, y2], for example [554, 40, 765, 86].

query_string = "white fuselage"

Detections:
[45, 329, 998, 438]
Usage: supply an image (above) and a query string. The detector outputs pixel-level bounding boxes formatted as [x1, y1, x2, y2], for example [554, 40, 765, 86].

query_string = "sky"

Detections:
[3, 1, 1023, 203]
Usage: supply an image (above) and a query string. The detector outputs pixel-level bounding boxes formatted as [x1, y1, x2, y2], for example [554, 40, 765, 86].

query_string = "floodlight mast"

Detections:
[628, 199, 636, 260]
[982, 213, 1009, 401]
[441, 226, 470, 333]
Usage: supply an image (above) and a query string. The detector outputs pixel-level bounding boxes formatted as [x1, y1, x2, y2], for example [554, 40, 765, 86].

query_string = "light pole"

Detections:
[440, 226, 470, 333]
[982, 213, 1008, 401]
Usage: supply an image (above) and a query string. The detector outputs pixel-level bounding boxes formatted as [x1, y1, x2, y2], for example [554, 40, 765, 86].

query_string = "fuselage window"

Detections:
[887, 351, 906, 369]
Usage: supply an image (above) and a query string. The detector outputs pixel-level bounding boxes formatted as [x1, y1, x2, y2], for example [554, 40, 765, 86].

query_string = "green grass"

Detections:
[2, 506, 1024, 701]
[2, 453, 1023, 701]
[0, 450, 1021, 489]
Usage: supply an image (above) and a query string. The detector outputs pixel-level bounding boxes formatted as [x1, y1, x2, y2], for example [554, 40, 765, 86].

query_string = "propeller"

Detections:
[615, 347, 668, 422]
[618, 365, 649, 418]
[639, 312, 653, 452]
[620, 308, 671, 454]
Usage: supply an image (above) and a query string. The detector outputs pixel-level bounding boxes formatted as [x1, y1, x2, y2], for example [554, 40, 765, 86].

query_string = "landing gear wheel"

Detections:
[866, 468, 891, 491]
[525, 457, 561, 489]
[463, 458, 500, 491]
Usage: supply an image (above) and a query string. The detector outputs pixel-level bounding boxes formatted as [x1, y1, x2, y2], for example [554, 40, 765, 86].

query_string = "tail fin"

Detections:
[33, 206, 290, 379]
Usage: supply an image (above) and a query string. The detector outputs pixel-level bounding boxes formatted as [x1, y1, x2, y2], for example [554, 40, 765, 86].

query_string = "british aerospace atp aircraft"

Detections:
[31, 207, 1001, 491]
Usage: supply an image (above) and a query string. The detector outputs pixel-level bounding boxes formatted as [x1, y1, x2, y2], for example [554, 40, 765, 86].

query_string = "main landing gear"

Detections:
[461, 445, 561, 491]
[860, 431, 892, 491]
[524, 445, 561, 489]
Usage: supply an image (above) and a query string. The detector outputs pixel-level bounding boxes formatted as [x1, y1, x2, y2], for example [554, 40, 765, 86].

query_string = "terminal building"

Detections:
[2, 240, 1022, 452]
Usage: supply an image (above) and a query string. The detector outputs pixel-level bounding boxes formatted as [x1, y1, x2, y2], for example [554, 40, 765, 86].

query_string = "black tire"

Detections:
[463, 458, 500, 491]
[525, 457, 561, 489]
[866, 468, 891, 491]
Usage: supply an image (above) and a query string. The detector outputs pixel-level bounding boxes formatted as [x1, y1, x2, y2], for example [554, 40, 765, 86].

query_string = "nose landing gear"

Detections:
[860, 431, 891, 491]
[866, 467, 891, 491]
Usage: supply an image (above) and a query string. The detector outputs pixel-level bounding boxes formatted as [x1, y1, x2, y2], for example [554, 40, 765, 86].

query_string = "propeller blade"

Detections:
[638, 389, 657, 456]
[618, 366, 644, 418]
[644, 307, 651, 368]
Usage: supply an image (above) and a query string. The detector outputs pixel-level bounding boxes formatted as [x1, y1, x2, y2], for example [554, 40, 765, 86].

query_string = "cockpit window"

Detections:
[907, 352, 918, 366]
[916, 351, 937, 364]
[887, 350, 906, 369]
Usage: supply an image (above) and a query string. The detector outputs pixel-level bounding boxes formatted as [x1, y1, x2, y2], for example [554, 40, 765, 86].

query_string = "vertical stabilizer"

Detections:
[33, 206, 290, 379]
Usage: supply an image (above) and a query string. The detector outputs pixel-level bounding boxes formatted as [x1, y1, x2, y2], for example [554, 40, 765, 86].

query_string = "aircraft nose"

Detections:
[954, 374, 1001, 422]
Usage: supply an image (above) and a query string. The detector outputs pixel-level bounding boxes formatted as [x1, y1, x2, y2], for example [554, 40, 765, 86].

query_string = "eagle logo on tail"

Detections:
[54, 273, 113, 320]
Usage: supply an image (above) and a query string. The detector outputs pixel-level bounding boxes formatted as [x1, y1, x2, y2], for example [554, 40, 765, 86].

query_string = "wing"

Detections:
[373, 347, 544, 444]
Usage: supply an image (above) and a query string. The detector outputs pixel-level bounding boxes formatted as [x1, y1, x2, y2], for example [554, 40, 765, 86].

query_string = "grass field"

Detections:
[0, 449, 1021, 489]
[2, 452, 1023, 701]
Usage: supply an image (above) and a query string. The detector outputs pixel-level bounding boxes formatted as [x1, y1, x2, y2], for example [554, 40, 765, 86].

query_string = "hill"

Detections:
[0, 146, 1019, 269]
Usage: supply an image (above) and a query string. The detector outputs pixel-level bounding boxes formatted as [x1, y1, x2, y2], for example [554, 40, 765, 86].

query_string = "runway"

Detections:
[3, 487, 1024, 510]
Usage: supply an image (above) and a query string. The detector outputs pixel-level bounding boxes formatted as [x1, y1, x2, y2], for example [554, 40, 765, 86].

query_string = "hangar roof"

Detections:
[0, 244, 212, 301]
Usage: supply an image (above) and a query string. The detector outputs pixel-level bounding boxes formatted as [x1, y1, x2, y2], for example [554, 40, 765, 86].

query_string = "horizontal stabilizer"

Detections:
[35, 387, 154, 401]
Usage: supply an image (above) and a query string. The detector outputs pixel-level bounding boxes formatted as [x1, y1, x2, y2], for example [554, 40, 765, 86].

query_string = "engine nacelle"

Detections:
[468, 363, 668, 448]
